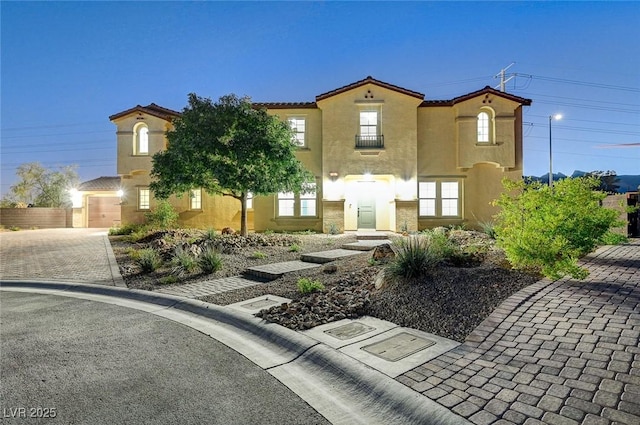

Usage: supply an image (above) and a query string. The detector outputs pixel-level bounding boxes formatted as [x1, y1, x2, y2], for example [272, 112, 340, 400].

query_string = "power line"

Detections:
[523, 122, 640, 136]
[515, 74, 640, 93]
[1, 122, 106, 132]
[2, 147, 115, 155]
[526, 114, 639, 128]
[1, 130, 113, 140]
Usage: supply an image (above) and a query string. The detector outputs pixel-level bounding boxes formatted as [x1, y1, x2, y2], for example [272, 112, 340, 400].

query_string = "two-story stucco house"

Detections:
[110, 76, 531, 233]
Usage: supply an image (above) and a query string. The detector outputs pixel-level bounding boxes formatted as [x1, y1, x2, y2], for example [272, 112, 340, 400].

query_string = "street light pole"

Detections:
[549, 114, 562, 188]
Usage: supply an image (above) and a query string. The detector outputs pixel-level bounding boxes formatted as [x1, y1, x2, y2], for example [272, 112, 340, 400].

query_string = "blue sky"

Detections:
[2, 1, 639, 197]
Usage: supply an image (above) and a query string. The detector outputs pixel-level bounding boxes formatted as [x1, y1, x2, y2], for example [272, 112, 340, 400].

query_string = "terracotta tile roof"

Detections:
[78, 176, 121, 192]
[421, 86, 532, 107]
[253, 102, 317, 109]
[109, 103, 181, 121]
[316, 76, 425, 101]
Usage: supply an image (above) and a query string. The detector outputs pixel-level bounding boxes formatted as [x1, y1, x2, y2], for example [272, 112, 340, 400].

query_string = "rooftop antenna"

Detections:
[494, 62, 516, 92]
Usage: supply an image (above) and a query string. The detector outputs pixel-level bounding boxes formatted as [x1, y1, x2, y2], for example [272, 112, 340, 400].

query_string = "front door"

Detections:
[357, 186, 376, 229]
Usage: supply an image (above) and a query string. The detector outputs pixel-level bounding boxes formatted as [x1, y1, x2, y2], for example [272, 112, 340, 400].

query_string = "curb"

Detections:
[1, 280, 470, 425]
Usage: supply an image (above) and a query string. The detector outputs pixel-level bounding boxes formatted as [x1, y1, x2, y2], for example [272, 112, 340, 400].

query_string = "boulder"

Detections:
[372, 243, 396, 262]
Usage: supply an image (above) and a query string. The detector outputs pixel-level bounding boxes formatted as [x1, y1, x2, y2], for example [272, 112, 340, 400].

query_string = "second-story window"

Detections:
[360, 111, 378, 138]
[477, 112, 489, 143]
[134, 124, 149, 155]
[288, 117, 306, 146]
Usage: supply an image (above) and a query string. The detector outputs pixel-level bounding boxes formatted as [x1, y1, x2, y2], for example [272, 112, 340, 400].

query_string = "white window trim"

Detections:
[287, 117, 306, 147]
[138, 188, 150, 210]
[418, 180, 461, 218]
[477, 108, 494, 144]
[133, 123, 150, 156]
[277, 181, 317, 218]
[190, 188, 202, 210]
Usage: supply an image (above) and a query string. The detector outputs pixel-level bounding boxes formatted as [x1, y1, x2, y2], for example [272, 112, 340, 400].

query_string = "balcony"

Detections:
[355, 134, 384, 149]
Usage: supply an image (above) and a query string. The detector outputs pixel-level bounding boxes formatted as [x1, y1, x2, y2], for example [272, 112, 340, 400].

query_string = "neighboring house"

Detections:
[71, 176, 122, 228]
[110, 76, 531, 233]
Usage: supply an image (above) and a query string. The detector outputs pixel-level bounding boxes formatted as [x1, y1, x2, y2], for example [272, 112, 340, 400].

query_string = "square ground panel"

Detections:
[324, 322, 376, 340]
[362, 332, 435, 362]
[241, 298, 280, 310]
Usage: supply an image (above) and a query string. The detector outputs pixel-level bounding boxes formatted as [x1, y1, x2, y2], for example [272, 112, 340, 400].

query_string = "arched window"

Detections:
[133, 123, 149, 155]
[477, 112, 490, 143]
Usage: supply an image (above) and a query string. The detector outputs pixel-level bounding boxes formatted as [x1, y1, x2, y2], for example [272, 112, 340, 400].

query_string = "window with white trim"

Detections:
[477, 112, 489, 143]
[277, 191, 295, 216]
[277, 181, 317, 217]
[419, 181, 461, 217]
[288, 117, 306, 146]
[134, 123, 149, 155]
[246, 192, 254, 209]
[359, 110, 378, 137]
[138, 188, 150, 210]
[190, 188, 202, 210]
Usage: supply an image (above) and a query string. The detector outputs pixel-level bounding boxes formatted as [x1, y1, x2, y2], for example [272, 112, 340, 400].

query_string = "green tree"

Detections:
[150, 93, 312, 236]
[1, 162, 79, 207]
[493, 176, 620, 280]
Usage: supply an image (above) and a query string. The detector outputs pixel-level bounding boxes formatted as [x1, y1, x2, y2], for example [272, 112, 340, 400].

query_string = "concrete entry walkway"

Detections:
[397, 240, 640, 425]
[0, 228, 125, 287]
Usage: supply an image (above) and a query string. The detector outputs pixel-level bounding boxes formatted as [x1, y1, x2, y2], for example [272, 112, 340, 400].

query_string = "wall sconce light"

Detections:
[329, 172, 339, 181]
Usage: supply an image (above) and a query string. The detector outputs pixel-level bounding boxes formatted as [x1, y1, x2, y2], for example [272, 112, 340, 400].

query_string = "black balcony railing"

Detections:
[355, 134, 384, 149]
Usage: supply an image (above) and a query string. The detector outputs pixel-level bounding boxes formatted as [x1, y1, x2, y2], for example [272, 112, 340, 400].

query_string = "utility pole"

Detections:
[494, 62, 516, 92]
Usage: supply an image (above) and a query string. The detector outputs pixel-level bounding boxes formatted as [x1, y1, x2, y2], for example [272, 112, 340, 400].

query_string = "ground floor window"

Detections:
[277, 182, 317, 217]
[246, 192, 254, 209]
[138, 188, 150, 210]
[419, 180, 460, 217]
[190, 189, 202, 210]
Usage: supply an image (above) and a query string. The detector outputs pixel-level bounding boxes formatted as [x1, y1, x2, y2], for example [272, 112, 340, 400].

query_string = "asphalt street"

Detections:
[0, 291, 330, 425]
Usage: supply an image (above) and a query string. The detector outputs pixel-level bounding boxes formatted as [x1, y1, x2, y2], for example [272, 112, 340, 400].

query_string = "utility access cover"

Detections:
[241, 299, 280, 310]
[324, 322, 376, 340]
[362, 332, 435, 362]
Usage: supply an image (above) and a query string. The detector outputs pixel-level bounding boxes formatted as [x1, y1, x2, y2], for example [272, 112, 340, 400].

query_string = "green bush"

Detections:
[203, 227, 217, 241]
[598, 231, 628, 246]
[137, 249, 162, 273]
[386, 235, 445, 280]
[493, 177, 620, 280]
[479, 221, 496, 239]
[145, 200, 179, 229]
[327, 222, 340, 235]
[289, 244, 301, 252]
[171, 247, 198, 277]
[252, 250, 267, 259]
[159, 275, 178, 285]
[108, 222, 141, 236]
[297, 277, 324, 294]
[199, 246, 223, 274]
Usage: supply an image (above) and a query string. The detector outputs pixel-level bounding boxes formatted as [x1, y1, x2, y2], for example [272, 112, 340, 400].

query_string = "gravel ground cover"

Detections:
[110, 230, 540, 342]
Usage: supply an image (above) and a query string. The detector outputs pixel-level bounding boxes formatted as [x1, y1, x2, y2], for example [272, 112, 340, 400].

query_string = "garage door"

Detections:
[88, 197, 121, 228]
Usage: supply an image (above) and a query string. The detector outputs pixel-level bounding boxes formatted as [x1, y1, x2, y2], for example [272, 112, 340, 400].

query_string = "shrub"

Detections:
[327, 222, 340, 235]
[493, 177, 620, 280]
[289, 243, 301, 252]
[598, 231, 628, 246]
[171, 247, 198, 277]
[252, 250, 267, 259]
[137, 249, 162, 273]
[203, 227, 217, 241]
[159, 275, 178, 285]
[297, 277, 324, 294]
[386, 235, 444, 280]
[199, 246, 223, 274]
[9, 226, 20, 231]
[479, 221, 496, 239]
[145, 200, 179, 229]
[109, 222, 141, 236]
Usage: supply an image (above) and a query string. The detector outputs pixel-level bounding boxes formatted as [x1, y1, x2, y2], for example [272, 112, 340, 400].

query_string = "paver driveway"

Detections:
[0, 228, 124, 287]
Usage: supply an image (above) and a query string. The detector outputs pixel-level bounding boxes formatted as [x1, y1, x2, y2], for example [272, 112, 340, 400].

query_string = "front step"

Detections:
[245, 260, 322, 281]
[300, 249, 366, 264]
[356, 231, 393, 240]
[342, 240, 393, 251]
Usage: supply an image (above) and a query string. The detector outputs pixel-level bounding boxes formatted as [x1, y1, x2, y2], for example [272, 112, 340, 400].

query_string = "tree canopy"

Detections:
[150, 93, 312, 236]
[1, 162, 79, 208]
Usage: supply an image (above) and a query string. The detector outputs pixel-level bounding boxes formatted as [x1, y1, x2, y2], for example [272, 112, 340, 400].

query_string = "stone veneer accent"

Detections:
[323, 200, 345, 233]
[395, 200, 418, 233]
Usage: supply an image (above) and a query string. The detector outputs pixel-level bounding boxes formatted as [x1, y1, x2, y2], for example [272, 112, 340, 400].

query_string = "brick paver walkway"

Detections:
[397, 240, 640, 425]
[0, 228, 125, 287]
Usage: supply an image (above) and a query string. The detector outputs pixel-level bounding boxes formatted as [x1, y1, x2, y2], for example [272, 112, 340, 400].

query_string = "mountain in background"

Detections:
[525, 171, 640, 193]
